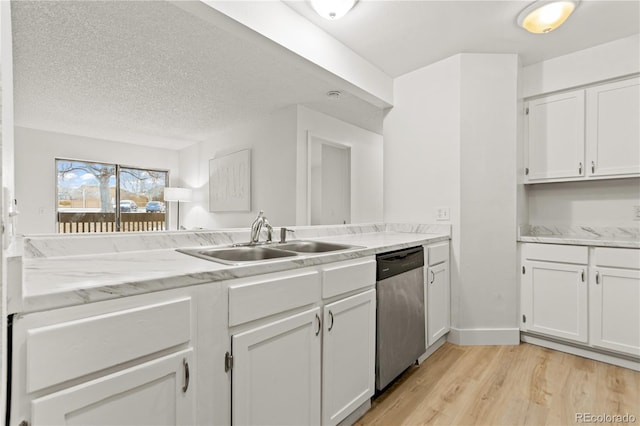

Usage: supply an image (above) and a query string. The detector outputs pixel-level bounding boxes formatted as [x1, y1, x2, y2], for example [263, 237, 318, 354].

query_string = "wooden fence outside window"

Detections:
[57, 212, 166, 233]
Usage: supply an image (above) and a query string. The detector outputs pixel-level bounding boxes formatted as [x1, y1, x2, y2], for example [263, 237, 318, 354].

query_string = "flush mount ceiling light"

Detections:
[517, 0, 580, 34]
[310, 0, 358, 20]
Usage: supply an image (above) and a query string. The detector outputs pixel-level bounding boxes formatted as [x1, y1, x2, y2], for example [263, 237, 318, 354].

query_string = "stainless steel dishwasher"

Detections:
[375, 246, 426, 391]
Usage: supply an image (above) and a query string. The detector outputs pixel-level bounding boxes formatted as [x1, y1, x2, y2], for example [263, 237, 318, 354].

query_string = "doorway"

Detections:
[308, 134, 351, 226]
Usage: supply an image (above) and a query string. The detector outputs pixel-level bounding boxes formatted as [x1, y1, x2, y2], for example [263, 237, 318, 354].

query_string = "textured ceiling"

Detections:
[12, 1, 640, 151]
[12, 0, 383, 150]
[285, 0, 640, 78]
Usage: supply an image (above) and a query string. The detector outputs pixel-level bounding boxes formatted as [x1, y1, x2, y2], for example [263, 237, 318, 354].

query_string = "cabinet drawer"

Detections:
[594, 247, 640, 269]
[524, 243, 588, 264]
[229, 270, 320, 326]
[26, 297, 192, 392]
[427, 242, 449, 266]
[322, 258, 376, 299]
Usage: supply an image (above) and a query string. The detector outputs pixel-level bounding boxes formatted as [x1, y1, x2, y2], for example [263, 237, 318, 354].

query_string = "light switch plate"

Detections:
[634, 205, 640, 221]
[436, 206, 450, 221]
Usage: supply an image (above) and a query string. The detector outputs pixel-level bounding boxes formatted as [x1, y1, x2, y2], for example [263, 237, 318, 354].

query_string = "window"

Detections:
[56, 159, 169, 233]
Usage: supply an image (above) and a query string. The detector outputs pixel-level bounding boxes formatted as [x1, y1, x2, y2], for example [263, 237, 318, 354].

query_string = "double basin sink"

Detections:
[177, 240, 362, 265]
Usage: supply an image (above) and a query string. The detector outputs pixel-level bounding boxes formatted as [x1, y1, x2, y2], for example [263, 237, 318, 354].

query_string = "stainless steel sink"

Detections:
[177, 246, 298, 265]
[274, 240, 360, 253]
[177, 240, 362, 265]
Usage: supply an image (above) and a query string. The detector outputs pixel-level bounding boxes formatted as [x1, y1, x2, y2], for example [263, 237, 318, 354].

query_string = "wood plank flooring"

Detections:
[356, 343, 640, 426]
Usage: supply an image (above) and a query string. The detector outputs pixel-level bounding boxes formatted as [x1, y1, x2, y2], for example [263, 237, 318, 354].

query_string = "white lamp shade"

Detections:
[164, 187, 193, 202]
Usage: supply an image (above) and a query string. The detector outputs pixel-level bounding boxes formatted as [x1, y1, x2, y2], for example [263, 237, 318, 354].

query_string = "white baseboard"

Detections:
[521, 334, 640, 372]
[447, 327, 520, 346]
[417, 334, 448, 364]
[338, 399, 371, 426]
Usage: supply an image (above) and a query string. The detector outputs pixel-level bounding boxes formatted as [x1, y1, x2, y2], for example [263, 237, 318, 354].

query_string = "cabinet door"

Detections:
[586, 77, 640, 178]
[526, 90, 585, 181]
[322, 289, 376, 426]
[232, 308, 321, 426]
[590, 268, 640, 356]
[427, 262, 450, 346]
[31, 349, 194, 426]
[523, 261, 588, 343]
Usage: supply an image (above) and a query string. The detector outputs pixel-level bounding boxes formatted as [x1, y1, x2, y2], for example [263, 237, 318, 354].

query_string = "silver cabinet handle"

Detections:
[596, 271, 600, 285]
[315, 313, 321, 336]
[579, 162, 583, 174]
[591, 161, 595, 174]
[430, 270, 435, 284]
[581, 270, 585, 282]
[182, 358, 190, 393]
[328, 311, 334, 332]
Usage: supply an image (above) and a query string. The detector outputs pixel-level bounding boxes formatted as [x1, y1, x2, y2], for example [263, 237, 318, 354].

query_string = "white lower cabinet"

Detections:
[427, 262, 450, 346]
[590, 259, 640, 357]
[521, 243, 640, 363]
[424, 242, 450, 347]
[322, 289, 376, 426]
[31, 349, 194, 426]
[231, 308, 321, 426]
[523, 260, 588, 343]
[10, 289, 201, 426]
[228, 257, 377, 426]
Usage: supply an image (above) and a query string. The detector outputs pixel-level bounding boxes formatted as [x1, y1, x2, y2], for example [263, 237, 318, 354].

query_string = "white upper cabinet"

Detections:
[586, 77, 640, 178]
[524, 76, 640, 183]
[525, 90, 585, 181]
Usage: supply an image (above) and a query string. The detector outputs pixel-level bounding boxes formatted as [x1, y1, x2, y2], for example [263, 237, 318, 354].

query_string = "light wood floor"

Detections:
[356, 343, 639, 426]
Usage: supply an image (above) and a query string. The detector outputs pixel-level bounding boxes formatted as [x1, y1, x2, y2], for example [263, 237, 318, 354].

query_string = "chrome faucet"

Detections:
[250, 210, 274, 244]
[250, 210, 265, 244]
[263, 218, 273, 243]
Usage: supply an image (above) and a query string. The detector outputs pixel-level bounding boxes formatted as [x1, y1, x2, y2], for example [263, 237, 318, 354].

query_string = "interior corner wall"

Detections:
[458, 54, 518, 333]
[14, 127, 181, 235]
[383, 53, 519, 343]
[295, 105, 383, 226]
[382, 53, 462, 330]
[179, 106, 298, 230]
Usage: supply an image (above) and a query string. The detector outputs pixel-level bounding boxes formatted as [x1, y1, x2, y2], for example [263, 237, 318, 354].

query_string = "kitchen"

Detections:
[0, 1, 639, 425]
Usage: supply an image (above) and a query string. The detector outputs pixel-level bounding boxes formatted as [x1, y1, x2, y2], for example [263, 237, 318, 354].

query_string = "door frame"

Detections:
[306, 132, 351, 226]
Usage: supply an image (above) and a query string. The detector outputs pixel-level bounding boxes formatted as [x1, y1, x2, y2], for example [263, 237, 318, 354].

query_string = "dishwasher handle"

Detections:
[376, 246, 424, 281]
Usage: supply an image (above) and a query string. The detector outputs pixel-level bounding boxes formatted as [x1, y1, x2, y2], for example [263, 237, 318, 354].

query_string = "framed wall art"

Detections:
[209, 149, 251, 212]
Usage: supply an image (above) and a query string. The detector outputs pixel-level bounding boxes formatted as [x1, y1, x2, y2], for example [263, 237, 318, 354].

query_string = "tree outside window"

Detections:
[56, 159, 169, 233]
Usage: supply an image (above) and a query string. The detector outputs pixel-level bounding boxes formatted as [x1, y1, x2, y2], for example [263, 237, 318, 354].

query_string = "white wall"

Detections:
[458, 54, 518, 332]
[522, 34, 640, 98]
[527, 178, 640, 227]
[296, 105, 383, 226]
[180, 106, 298, 230]
[14, 127, 181, 234]
[384, 54, 462, 337]
[384, 53, 519, 344]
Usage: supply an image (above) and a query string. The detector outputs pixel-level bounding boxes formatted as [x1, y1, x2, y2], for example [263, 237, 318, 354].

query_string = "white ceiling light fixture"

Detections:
[310, 0, 358, 20]
[517, 0, 580, 34]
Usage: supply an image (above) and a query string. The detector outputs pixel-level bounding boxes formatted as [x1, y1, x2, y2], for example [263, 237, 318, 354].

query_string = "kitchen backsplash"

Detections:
[22, 223, 452, 259]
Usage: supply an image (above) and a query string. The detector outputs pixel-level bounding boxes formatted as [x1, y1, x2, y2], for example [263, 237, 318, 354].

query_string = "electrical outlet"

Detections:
[634, 205, 640, 221]
[436, 206, 450, 221]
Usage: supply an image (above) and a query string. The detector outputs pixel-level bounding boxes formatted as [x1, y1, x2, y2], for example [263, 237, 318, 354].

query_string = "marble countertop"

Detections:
[518, 225, 639, 249]
[16, 229, 449, 314]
